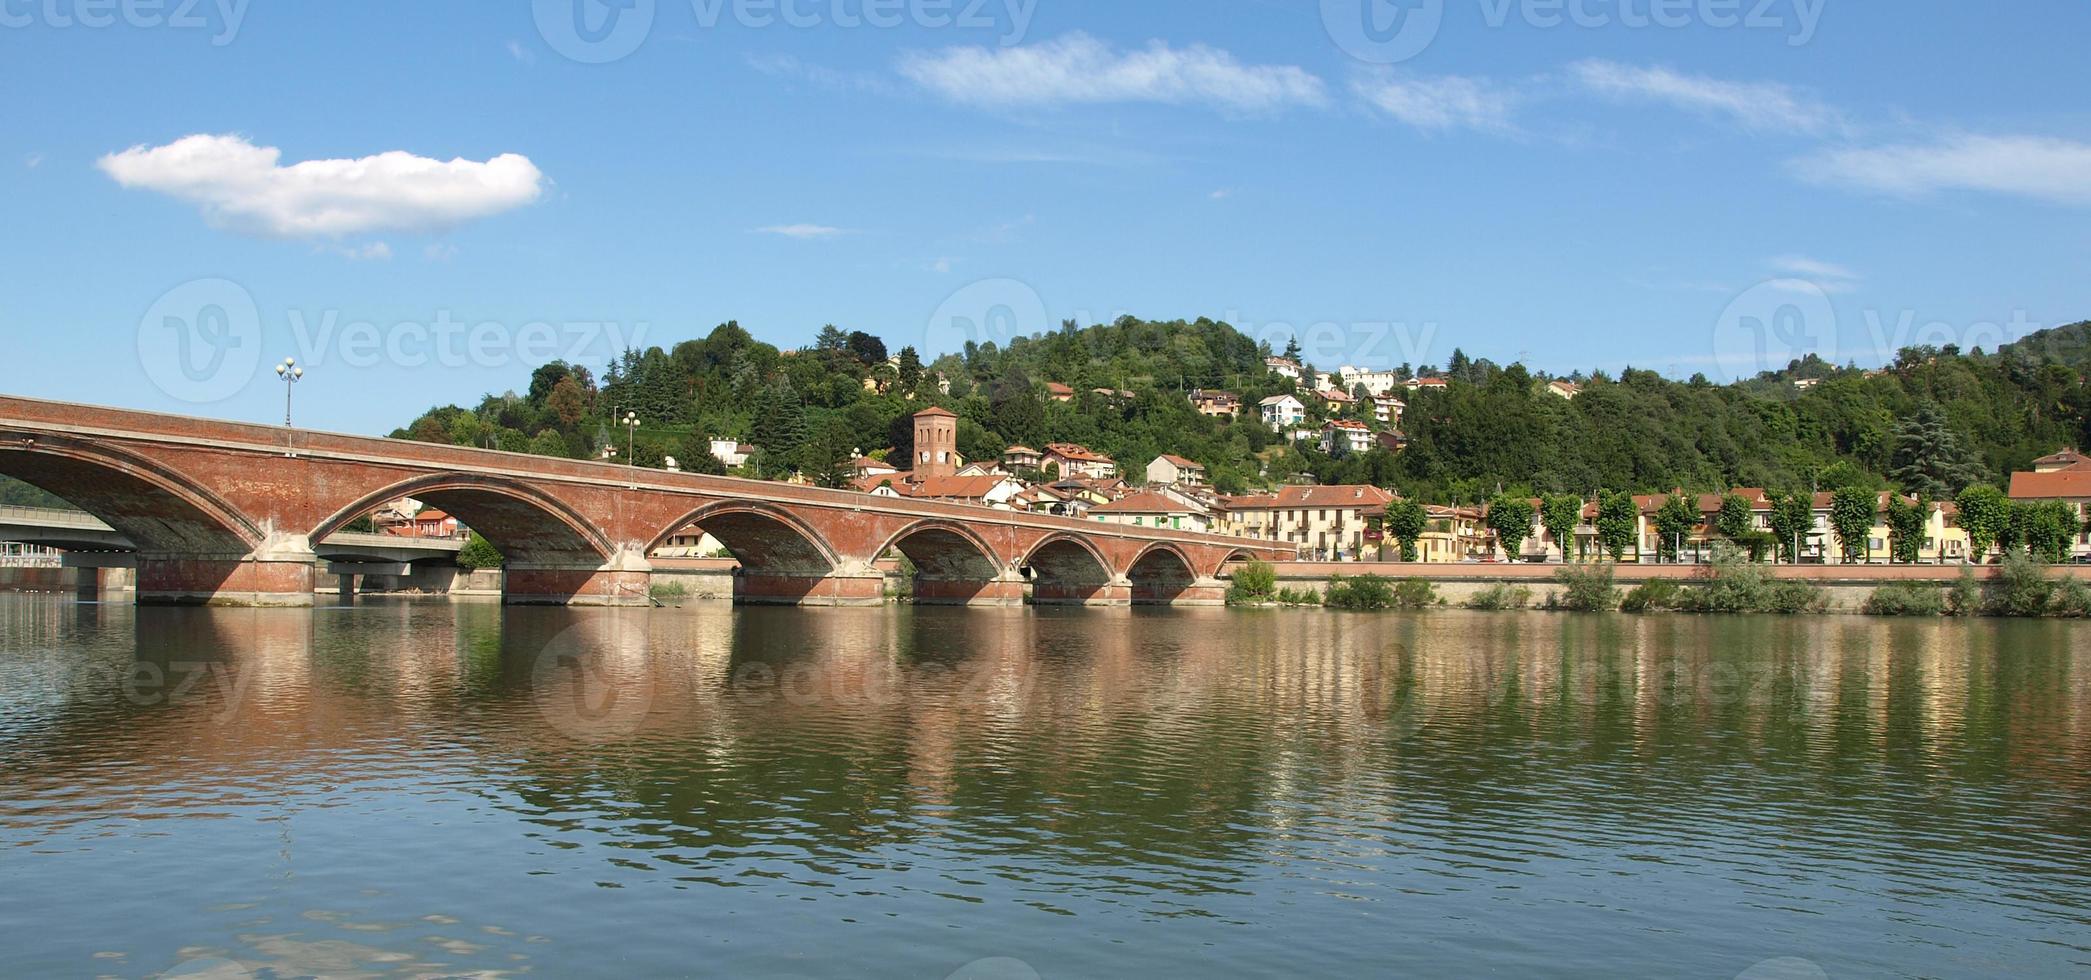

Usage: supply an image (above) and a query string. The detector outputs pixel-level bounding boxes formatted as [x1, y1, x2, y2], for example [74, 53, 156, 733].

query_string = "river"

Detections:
[1, 596, 2087, 977]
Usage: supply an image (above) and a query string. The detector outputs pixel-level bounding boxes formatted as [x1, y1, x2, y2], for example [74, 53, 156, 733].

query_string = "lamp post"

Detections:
[620, 412, 640, 488]
[273, 357, 303, 426]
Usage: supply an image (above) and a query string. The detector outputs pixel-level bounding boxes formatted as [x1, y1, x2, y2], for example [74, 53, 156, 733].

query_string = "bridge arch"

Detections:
[1126, 542, 1198, 605]
[0, 434, 262, 556]
[1211, 547, 1260, 580]
[646, 500, 840, 578]
[874, 519, 1011, 604]
[313, 474, 614, 566]
[1022, 533, 1115, 605]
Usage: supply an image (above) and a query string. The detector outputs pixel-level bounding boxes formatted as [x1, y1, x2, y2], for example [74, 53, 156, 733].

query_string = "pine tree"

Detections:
[1889, 401, 1983, 499]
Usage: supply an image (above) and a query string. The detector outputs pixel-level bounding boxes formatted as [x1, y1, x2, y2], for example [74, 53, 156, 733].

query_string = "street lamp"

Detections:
[621, 411, 640, 488]
[273, 357, 303, 427]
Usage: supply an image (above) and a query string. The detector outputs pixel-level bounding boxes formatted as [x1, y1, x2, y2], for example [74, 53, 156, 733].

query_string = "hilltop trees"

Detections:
[384, 314, 2091, 517]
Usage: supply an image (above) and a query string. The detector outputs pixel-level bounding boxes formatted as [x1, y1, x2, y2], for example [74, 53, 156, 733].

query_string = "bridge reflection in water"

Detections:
[2, 600, 2089, 976]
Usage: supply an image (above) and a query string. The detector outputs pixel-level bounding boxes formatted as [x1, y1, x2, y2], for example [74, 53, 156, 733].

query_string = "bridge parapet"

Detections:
[0, 394, 1293, 606]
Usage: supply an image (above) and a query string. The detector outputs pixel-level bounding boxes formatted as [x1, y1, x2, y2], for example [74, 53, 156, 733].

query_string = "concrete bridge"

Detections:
[0, 395, 1291, 607]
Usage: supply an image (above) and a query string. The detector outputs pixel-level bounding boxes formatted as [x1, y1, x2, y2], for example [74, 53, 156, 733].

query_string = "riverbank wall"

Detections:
[1249, 561, 2089, 611]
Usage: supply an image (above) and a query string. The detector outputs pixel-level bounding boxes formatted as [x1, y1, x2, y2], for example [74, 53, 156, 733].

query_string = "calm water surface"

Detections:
[1, 596, 2088, 978]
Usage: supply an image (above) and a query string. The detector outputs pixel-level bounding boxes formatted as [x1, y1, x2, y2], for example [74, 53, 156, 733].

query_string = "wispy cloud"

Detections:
[1569, 60, 1838, 134]
[98, 134, 545, 238]
[327, 241, 392, 261]
[1769, 254, 1860, 292]
[755, 223, 847, 239]
[506, 39, 534, 64]
[1209, 188, 1234, 200]
[1353, 73, 1520, 133]
[24, 152, 43, 169]
[897, 32, 1327, 114]
[746, 52, 892, 94]
[1792, 134, 2091, 206]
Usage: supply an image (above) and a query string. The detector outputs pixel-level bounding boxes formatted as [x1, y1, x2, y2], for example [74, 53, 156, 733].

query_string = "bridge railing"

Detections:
[0, 505, 110, 530]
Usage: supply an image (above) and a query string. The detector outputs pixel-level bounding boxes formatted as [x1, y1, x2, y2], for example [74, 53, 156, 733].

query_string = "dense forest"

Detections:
[376, 314, 2091, 505]
[6, 316, 2087, 512]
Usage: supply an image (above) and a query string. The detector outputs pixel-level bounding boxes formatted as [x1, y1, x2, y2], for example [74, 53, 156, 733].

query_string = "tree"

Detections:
[2024, 499, 2076, 562]
[457, 532, 503, 570]
[1486, 494, 1536, 561]
[546, 376, 589, 427]
[1766, 490, 1814, 563]
[1652, 494, 1698, 563]
[1954, 484, 2009, 563]
[1384, 498, 1428, 562]
[1541, 494, 1583, 562]
[1282, 335, 1301, 363]
[1829, 487, 1878, 563]
[1715, 493, 1754, 542]
[1888, 401, 1983, 499]
[895, 346, 925, 390]
[1596, 490, 1637, 561]
[527, 428, 569, 459]
[1884, 494, 1928, 563]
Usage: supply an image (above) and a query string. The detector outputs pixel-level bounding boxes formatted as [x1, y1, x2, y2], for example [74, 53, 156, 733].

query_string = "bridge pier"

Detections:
[1031, 577, 1132, 607]
[503, 566, 653, 607]
[735, 570, 887, 606]
[136, 556, 316, 607]
[913, 573, 1027, 607]
[1145, 577, 1228, 607]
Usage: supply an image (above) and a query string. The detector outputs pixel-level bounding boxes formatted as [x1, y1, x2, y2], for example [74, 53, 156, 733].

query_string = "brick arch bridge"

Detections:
[0, 396, 1289, 607]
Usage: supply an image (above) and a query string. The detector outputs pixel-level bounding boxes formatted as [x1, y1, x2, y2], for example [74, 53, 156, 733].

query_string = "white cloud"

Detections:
[1569, 60, 1837, 134]
[1792, 134, 2091, 205]
[506, 39, 534, 64]
[1209, 188, 1234, 200]
[424, 242, 459, 262]
[97, 134, 546, 238]
[329, 241, 393, 261]
[755, 224, 846, 239]
[897, 32, 1326, 113]
[1353, 73, 1520, 133]
[24, 152, 43, 169]
[1768, 255, 1860, 293]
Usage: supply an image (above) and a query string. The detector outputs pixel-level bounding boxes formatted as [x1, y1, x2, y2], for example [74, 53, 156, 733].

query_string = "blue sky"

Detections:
[3, 0, 2087, 434]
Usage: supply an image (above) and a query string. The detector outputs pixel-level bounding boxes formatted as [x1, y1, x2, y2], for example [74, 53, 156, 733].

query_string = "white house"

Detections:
[1259, 394, 1306, 432]
[1320, 419, 1374, 454]
[1146, 454, 1207, 486]
[1265, 357, 1303, 381]
[710, 439, 753, 468]
[1338, 366, 1403, 397]
[1373, 395, 1405, 426]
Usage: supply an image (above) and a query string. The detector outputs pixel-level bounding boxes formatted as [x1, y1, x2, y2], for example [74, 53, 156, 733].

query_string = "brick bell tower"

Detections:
[913, 406, 958, 478]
